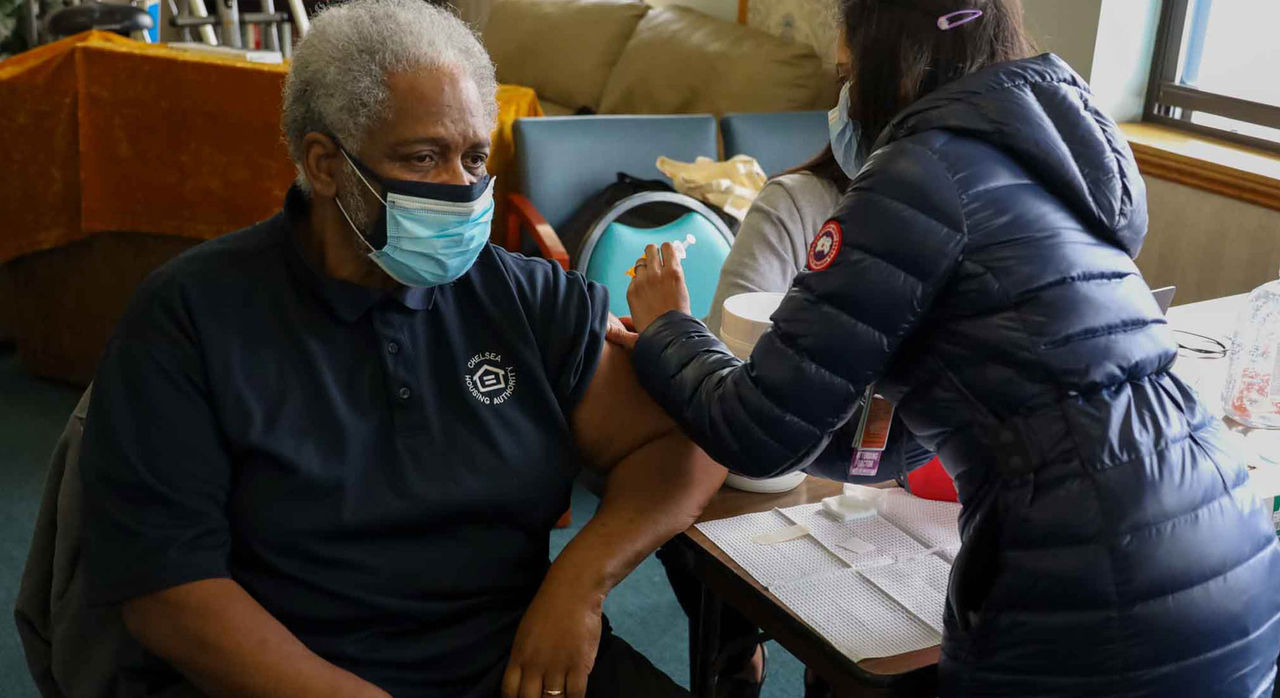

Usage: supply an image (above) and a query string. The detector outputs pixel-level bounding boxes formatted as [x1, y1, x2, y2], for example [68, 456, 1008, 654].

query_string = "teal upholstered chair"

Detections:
[507, 115, 723, 512]
[577, 191, 734, 319]
[720, 110, 828, 177]
[505, 115, 719, 270]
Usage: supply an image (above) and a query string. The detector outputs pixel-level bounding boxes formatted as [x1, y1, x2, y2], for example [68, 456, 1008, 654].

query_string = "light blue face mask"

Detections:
[828, 82, 864, 180]
[335, 149, 495, 288]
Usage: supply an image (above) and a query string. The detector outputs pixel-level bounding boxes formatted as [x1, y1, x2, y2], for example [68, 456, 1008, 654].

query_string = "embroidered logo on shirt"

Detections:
[465, 352, 516, 405]
[808, 220, 842, 271]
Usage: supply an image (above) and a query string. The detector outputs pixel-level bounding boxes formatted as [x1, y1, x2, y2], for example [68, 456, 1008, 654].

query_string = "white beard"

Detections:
[335, 163, 378, 252]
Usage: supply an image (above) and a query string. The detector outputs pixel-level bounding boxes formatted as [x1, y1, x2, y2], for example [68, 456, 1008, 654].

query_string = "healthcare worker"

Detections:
[613, 0, 1280, 695]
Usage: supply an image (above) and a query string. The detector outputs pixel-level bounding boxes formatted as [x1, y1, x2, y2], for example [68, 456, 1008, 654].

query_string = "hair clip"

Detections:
[937, 9, 983, 30]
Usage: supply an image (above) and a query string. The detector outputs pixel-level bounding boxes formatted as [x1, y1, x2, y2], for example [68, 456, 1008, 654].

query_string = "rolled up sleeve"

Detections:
[499, 253, 610, 415]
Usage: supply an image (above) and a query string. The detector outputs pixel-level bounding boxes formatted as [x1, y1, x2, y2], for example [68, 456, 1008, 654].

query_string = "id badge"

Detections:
[849, 385, 894, 478]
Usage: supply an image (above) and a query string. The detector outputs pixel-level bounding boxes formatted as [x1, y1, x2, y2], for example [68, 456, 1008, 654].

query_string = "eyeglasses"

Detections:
[1174, 330, 1228, 359]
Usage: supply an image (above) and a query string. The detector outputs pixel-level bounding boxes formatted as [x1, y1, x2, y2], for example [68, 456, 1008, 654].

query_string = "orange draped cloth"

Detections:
[0, 31, 542, 265]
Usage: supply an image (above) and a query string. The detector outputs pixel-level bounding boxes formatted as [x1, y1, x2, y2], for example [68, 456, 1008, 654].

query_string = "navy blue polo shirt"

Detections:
[79, 187, 609, 697]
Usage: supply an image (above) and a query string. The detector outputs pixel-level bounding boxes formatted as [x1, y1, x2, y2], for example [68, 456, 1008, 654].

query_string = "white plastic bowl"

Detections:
[725, 470, 808, 493]
[720, 292, 786, 350]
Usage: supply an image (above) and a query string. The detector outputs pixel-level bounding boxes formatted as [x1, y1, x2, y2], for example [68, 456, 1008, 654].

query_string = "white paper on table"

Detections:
[1246, 459, 1280, 500]
[696, 510, 845, 588]
[860, 553, 951, 634]
[779, 502, 928, 570]
[837, 536, 876, 554]
[772, 569, 942, 661]
[696, 492, 960, 664]
[877, 489, 962, 558]
[752, 523, 810, 545]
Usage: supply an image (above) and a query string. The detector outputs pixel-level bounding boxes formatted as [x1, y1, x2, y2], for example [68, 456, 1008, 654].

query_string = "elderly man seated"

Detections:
[76, 1, 725, 696]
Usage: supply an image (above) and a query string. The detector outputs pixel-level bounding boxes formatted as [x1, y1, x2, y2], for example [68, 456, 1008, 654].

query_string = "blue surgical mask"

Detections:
[828, 82, 864, 180]
[335, 148, 495, 288]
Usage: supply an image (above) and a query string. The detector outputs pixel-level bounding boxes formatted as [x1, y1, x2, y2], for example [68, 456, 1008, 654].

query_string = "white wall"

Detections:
[1021, 0, 1103, 78]
[1087, 0, 1161, 120]
[1139, 179, 1280, 302]
[1022, 0, 1161, 122]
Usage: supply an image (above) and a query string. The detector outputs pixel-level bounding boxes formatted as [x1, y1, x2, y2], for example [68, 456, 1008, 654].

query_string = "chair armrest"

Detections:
[506, 193, 570, 271]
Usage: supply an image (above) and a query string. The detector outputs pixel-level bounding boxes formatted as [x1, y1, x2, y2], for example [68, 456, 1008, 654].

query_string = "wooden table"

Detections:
[676, 476, 939, 698]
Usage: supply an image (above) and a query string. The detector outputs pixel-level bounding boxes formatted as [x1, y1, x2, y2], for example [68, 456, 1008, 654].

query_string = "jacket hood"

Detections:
[874, 53, 1148, 257]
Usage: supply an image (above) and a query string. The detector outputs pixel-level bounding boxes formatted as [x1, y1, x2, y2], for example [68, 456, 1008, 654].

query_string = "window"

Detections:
[1146, 0, 1280, 152]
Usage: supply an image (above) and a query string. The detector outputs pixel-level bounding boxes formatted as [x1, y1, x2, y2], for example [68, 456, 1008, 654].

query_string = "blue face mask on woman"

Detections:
[335, 148, 495, 288]
[828, 82, 864, 180]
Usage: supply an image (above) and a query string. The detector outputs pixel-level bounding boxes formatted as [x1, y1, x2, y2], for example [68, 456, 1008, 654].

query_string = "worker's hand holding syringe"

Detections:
[613, 238, 694, 350]
[625, 234, 696, 278]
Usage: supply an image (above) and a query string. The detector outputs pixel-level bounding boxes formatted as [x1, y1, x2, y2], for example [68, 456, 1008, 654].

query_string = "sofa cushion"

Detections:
[538, 99, 577, 116]
[485, 0, 648, 113]
[598, 6, 828, 115]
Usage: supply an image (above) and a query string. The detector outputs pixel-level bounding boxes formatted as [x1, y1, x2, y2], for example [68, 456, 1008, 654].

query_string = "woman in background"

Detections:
[703, 150, 844, 336]
[620, 0, 1280, 695]
[703, 64, 850, 337]
[703, 146, 847, 336]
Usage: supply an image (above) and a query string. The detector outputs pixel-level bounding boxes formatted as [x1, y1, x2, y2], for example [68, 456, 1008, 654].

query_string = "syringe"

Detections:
[627, 234, 697, 278]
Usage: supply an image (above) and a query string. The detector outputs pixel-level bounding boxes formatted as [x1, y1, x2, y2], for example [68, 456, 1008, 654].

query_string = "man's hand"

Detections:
[626, 242, 692, 334]
[501, 573, 603, 698]
[506, 340, 723, 696]
[605, 315, 638, 350]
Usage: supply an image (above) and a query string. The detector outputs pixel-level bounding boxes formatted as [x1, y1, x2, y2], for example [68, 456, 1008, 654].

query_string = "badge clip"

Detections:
[849, 385, 894, 478]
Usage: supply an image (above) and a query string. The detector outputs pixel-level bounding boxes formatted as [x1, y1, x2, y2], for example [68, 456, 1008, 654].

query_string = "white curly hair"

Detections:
[281, 0, 498, 191]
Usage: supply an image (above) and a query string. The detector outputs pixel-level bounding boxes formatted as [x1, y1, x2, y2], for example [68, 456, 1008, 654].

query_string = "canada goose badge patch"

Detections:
[808, 220, 842, 271]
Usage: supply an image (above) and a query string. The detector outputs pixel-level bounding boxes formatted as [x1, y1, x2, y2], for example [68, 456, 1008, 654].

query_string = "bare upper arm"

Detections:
[570, 329, 679, 472]
[121, 578, 237, 636]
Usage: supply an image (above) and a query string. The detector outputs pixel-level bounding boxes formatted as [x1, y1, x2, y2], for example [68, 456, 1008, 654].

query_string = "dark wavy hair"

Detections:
[791, 0, 1035, 188]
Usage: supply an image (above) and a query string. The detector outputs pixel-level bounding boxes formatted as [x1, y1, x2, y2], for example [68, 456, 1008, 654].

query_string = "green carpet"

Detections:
[0, 345, 806, 697]
[1, 347, 84, 698]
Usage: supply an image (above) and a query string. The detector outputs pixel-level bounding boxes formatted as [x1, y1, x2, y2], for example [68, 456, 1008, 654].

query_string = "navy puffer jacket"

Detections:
[633, 55, 1280, 696]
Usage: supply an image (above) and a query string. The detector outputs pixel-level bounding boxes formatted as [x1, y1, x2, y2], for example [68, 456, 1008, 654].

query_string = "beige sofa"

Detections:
[483, 0, 836, 117]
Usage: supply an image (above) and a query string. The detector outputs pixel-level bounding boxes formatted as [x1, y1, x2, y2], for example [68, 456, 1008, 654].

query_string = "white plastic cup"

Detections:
[719, 292, 807, 493]
[720, 292, 785, 354]
[721, 334, 755, 360]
